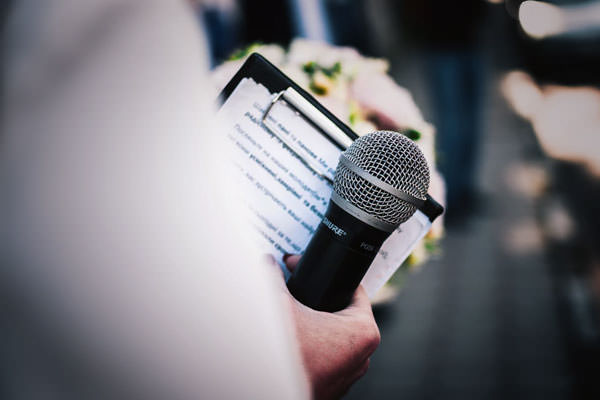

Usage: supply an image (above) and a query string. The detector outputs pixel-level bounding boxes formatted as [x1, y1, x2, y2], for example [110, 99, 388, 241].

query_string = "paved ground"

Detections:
[346, 10, 573, 399]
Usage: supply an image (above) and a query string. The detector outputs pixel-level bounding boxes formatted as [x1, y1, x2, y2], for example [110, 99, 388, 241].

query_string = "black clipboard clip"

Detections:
[261, 87, 353, 185]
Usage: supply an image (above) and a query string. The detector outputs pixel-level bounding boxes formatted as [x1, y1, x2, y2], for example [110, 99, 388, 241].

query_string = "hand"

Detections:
[269, 254, 381, 400]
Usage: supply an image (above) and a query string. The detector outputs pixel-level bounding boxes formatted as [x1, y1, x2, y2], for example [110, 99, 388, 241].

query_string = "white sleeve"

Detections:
[1, 0, 308, 398]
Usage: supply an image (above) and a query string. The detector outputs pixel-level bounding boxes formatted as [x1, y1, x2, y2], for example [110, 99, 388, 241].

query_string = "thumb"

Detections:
[338, 285, 373, 314]
[283, 254, 302, 273]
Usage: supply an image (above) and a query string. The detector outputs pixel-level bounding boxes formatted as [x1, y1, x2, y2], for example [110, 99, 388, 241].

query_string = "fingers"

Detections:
[283, 254, 301, 273]
[337, 285, 381, 357]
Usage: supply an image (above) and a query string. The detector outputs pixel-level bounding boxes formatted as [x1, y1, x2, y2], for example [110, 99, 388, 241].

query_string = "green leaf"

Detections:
[302, 61, 317, 76]
[404, 129, 421, 141]
[349, 112, 357, 125]
[322, 61, 342, 78]
[303, 61, 341, 79]
[227, 42, 264, 61]
[309, 81, 327, 95]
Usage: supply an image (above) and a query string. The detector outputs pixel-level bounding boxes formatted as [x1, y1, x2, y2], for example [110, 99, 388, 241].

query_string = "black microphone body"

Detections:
[286, 200, 389, 312]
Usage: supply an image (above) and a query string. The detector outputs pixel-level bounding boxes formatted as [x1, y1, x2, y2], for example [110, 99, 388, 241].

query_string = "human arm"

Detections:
[269, 255, 381, 400]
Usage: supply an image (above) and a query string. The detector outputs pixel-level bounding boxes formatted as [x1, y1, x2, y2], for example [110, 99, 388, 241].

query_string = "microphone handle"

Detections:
[286, 201, 389, 312]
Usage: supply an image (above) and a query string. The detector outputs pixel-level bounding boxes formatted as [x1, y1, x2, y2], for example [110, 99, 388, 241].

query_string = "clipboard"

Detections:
[218, 53, 443, 222]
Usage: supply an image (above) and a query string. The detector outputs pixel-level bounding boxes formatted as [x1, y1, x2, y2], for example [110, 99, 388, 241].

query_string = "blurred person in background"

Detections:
[195, 0, 297, 64]
[194, 0, 242, 67]
[323, 0, 372, 54]
[402, 0, 486, 222]
[195, 0, 366, 65]
[0, 0, 379, 399]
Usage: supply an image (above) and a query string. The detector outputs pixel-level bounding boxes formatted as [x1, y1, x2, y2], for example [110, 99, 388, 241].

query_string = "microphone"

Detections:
[286, 130, 430, 312]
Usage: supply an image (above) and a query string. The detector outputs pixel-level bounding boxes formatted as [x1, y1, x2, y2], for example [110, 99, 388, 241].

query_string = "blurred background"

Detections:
[195, 0, 600, 398]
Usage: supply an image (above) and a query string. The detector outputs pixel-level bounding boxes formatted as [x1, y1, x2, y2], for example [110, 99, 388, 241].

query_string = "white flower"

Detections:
[314, 96, 351, 125]
[287, 39, 358, 68]
[352, 120, 378, 136]
[350, 72, 425, 130]
[428, 169, 446, 239]
[413, 121, 436, 170]
[253, 44, 286, 66]
[211, 44, 286, 91]
[280, 65, 310, 89]
[287, 39, 388, 78]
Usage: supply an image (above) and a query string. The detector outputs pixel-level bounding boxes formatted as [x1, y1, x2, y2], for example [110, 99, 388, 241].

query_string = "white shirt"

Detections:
[1, 0, 307, 398]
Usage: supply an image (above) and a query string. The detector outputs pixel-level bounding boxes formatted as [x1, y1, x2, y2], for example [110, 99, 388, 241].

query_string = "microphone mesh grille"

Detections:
[333, 130, 430, 226]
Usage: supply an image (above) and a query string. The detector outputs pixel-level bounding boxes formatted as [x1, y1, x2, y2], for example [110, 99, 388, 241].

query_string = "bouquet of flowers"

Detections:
[213, 39, 445, 294]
